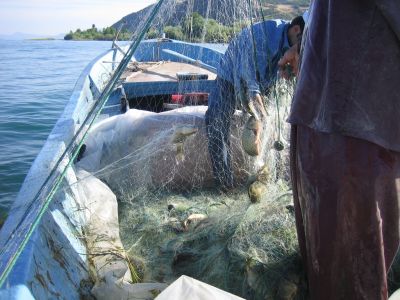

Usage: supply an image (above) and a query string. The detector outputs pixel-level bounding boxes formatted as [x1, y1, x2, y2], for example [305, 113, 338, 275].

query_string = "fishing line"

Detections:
[0, 0, 166, 287]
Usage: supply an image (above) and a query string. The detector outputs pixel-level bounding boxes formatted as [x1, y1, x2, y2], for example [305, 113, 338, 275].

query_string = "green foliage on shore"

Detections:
[64, 24, 131, 41]
[149, 13, 248, 43]
[65, 0, 309, 43]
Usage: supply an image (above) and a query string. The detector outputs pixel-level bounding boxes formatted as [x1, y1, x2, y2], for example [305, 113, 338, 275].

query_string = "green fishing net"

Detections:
[82, 79, 308, 299]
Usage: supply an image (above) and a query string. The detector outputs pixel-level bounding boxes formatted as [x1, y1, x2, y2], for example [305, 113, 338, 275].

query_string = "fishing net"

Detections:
[75, 77, 304, 299]
[3, 0, 400, 298]
[0, 0, 334, 299]
[91, 2, 308, 298]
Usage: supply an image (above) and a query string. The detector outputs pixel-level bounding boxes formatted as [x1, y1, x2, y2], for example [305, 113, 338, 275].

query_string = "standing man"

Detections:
[206, 16, 304, 189]
[279, 0, 400, 299]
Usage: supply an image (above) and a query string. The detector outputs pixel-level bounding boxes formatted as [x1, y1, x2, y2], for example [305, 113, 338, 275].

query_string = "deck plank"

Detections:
[124, 61, 217, 83]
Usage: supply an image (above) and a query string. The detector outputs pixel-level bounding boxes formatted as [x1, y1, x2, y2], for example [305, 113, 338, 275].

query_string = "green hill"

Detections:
[65, 0, 309, 41]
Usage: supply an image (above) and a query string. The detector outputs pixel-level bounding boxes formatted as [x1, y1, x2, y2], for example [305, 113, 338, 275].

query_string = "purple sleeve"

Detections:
[375, 0, 400, 41]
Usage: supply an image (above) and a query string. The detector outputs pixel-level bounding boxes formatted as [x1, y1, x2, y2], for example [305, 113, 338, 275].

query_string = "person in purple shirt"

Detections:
[279, 0, 400, 298]
[205, 16, 304, 189]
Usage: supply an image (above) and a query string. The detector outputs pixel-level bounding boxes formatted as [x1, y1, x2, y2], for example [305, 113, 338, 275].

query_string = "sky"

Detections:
[0, 0, 157, 36]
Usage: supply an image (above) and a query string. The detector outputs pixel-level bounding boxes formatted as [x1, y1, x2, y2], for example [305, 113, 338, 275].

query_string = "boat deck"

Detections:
[122, 61, 217, 83]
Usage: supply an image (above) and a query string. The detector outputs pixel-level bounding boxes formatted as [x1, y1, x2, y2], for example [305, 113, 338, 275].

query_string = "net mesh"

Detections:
[0, 0, 308, 297]
[7, 0, 400, 299]
[75, 76, 303, 298]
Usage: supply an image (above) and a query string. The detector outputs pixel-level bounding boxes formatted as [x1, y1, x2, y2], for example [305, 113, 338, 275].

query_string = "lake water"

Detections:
[0, 40, 112, 217]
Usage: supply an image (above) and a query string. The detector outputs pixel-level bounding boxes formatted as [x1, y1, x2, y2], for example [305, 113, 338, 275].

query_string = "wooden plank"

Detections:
[124, 61, 217, 83]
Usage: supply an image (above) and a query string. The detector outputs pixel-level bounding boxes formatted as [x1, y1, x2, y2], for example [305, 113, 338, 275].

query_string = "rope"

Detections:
[0, 0, 166, 288]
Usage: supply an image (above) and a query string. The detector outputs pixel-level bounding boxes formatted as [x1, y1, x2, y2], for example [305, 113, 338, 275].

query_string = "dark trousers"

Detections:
[205, 77, 237, 189]
[290, 125, 400, 300]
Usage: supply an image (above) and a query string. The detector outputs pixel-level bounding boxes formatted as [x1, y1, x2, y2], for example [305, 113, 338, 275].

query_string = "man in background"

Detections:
[206, 16, 304, 189]
[279, 0, 400, 298]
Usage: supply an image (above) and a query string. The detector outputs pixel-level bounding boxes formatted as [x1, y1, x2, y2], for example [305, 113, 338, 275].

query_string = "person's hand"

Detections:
[248, 93, 267, 121]
[278, 43, 300, 80]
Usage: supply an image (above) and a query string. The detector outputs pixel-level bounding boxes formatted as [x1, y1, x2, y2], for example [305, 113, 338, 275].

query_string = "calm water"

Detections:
[0, 40, 111, 217]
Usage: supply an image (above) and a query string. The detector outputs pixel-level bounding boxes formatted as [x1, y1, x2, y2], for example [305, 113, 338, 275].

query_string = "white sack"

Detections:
[77, 106, 253, 191]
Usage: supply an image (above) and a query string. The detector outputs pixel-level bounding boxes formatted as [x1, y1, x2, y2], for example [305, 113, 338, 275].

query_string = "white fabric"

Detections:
[76, 169, 167, 299]
[390, 289, 400, 300]
[155, 275, 245, 300]
[77, 106, 253, 190]
[77, 107, 208, 174]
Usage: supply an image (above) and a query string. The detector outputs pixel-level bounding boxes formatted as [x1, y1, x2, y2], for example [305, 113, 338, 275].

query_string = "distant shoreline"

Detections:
[64, 25, 131, 41]
[64, 39, 130, 41]
[28, 37, 57, 41]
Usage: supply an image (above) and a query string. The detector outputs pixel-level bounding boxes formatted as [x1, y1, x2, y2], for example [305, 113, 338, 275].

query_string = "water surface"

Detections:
[0, 40, 111, 216]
